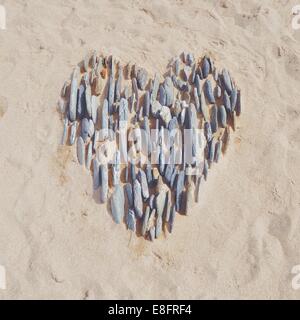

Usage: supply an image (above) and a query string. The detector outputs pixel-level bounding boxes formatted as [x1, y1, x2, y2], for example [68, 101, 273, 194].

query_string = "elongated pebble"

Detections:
[115, 64, 123, 102]
[194, 87, 200, 112]
[141, 206, 150, 236]
[164, 164, 174, 185]
[138, 169, 149, 200]
[70, 121, 77, 145]
[137, 68, 148, 90]
[180, 107, 186, 126]
[77, 136, 85, 165]
[119, 98, 129, 122]
[91, 95, 98, 124]
[85, 85, 92, 118]
[101, 99, 109, 140]
[77, 84, 85, 119]
[159, 84, 166, 106]
[142, 117, 152, 156]
[130, 161, 136, 182]
[149, 194, 155, 210]
[195, 74, 201, 96]
[112, 165, 120, 187]
[124, 183, 134, 209]
[218, 105, 227, 128]
[214, 140, 222, 163]
[149, 226, 155, 241]
[203, 159, 208, 180]
[155, 189, 167, 217]
[213, 68, 218, 81]
[127, 209, 136, 232]
[88, 119, 95, 138]
[143, 91, 150, 117]
[202, 57, 210, 78]
[210, 105, 218, 134]
[108, 115, 115, 141]
[204, 121, 212, 142]
[215, 85, 222, 99]
[150, 73, 160, 105]
[168, 117, 178, 144]
[164, 190, 172, 222]
[236, 89, 241, 116]
[208, 57, 214, 72]
[132, 77, 139, 111]
[200, 93, 209, 121]
[191, 63, 196, 83]
[170, 168, 178, 189]
[164, 76, 174, 107]
[169, 204, 176, 233]
[175, 170, 185, 212]
[93, 158, 100, 190]
[110, 184, 125, 224]
[133, 179, 143, 219]
[223, 90, 231, 112]
[69, 67, 79, 122]
[209, 138, 216, 164]
[145, 163, 153, 186]
[100, 164, 108, 203]
[222, 69, 233, 94]
[159, 148, 165, 176]
[230, 87, 237, 111]
[108, 75, 115, 114]
[204, 79, 215, 104]
[81, 118, 89, 142]
[155, 215, 163, 238]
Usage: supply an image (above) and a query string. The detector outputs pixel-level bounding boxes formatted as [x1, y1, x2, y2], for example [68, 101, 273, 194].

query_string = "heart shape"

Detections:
[58, 51, 241, 241]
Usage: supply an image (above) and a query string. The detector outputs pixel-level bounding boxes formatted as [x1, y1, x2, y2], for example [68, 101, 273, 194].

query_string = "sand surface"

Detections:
[0, 0, 300, 300]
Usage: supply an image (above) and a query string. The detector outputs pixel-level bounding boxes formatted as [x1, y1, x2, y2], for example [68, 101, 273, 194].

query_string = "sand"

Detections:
[0, 0, 300, 300]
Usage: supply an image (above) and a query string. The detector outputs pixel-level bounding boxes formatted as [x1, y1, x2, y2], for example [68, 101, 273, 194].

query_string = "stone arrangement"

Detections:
[58, 51, 241, 241]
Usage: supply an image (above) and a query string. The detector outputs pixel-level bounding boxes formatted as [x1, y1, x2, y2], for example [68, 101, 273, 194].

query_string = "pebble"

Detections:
[111, 184, 125, 224]
[133, 179, 143, 219]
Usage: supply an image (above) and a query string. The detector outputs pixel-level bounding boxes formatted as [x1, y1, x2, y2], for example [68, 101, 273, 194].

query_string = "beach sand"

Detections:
[0, 0, 300, 299]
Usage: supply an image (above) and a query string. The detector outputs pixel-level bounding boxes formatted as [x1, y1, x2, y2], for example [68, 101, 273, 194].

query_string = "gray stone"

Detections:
[133, 179, 143, 219]
[111, 184, 125, 224]
[77, 136, 85, 165]
[137, 68, 148, 90]
[127, 209, 136, 232]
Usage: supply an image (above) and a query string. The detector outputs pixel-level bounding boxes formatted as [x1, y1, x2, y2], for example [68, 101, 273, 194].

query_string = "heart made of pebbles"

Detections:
[58, 52, 241, 241]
